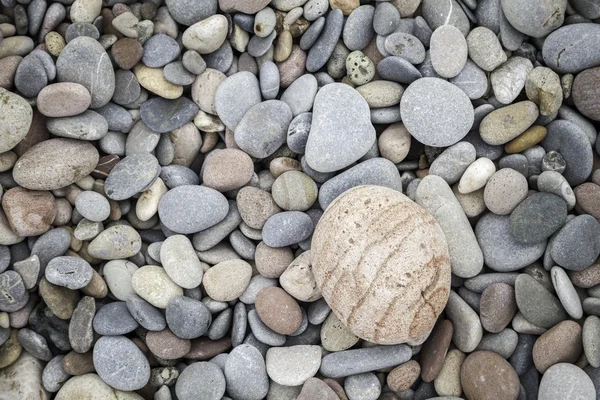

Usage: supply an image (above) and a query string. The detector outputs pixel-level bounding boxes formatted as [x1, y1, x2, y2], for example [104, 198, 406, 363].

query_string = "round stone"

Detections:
[214, 71, 262, 131]
[551, 215, 600, 271]
[0, 271, 28, 312]
[166, 296, 211, 339]
[176, 362, 226, 400]
[305, 83, 376, 173]
[87, 225, 141, 260]
[479, 283, 517, 333]
[203, 259, 253, 302]
[515, 273, 567, 329]
[344, 372, 382, 400]
[146, 329, 191, 359]
[573, 66, 600, 122]
[182, 15, 228, 55]
[92, 301, 138, 336]
[312, 185, 451, 345]
[266, 345, 321, 386]
[543, 23, 600, 74]
[533, 320, 582, 373]
[131, 265, 184, 309]
[430, 25, 468, 78]
[158, 185, 229, 234]
[509, 192, 567, 244]
[271, 171, 318, 211]
[142, 34, 180, 68]
[480, 101, 540, 145]
[500, 0, 567, 38]
[539, 363, 596, 400]
[460, 351, 520, 399]
[400, 77, 474, 147]
[13, 138, 98, 191]
[225, 345, 269, 400]
[37, 83, 90, 118]
[46, 256, 93, 290]
[262, 211, 314, 248]
[255, 287, 302, 335]
[111, 38, 144, 70]
[92, 336, 150, 391]
[202, 149, 254, 192]
[466, 26, 507, 72]
[160, 235, 202, 290]
[75, 191, 110, 222]
[140, 97, 199, 134]
[483, 168, 528, 215]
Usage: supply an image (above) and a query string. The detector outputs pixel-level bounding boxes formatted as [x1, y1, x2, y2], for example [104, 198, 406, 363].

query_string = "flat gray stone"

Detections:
[142, 33, 180, 67]
[445, 290, 483, 352]
[176, 362, 226, 400]
[374, 2, 400, 36]
[501, 0, 566, 38]
[75, 191, 110, 222]
[422, 0, 470, 36]
[231, 301, 247, 347]
[584, 316, 600, 368]
[166, 0, 216, 25]
[449, 59, 488, 100]
[42, 355, 70, 393]
[343, 5, 375, 51]
[45, 256, 93, 290]
[384, 32, 426, 64]
[429, 141, 477, 184]
[539, 363, 596, 400]
[262, 211, 313, 247]
[320, 344, 412, 378]
[551, 266, 583, 320]
[551, 215, 600, 271]
[509, 192, 567, 244]
[430, 24, 468, 78]
[215, 71, 261, 131]
[92, 335, 151, 391]
[305, 83, 375, 173]
[93, 301, 139, 335]
[105, 153, 160, 201]
[514, 273, 567, 329]
[126, 294, 167, 331]
[69, 296, 95, 353]
[306, 9, 343, 72]
[140, 97, 199, 134]
[160, 165, 200, 188]
[47, 110, 108, 141]
[281, 74, 318, 117]
[166, 296, 211, 339]
[400, 77, 474, 147]
[248, 309, 285, 346]
[225, 344, 269, 400]
[377, 56, 422, 84]
[18, 328, 52, 361]
[158, 185, 229, 234]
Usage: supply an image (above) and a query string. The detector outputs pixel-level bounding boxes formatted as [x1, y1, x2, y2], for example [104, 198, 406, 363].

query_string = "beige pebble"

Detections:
[279, 250, 322, 302]
[321, 312, 359, 352]
[191, 68, 226, 114]
[483, 168, 528, 215]
[203, 259, 253, 301]
[37, 83, 91, 118]
[70, 0, 102, 23]
[160, 234, 203, 289]
[452, 185, 487, 218]
[269, 157, 301, 177]
[355, 80, 404, 108]
[271, 171, 318, 211]
[378, 123, 411, 164]
[458, 158, 496, 194]
[274, 30, 293, 62]
[193, 110, 225, 132]
[131, 265, 183, 309]
[170, 123, 203, 167]
[434, 349, 465, 397]
[45, 32, 66, 57]
[255, 242, 295, 278]
[0, 151, 17, 172]
[133, 64, 183, 99]
[236, 187, 281, 229]
[136, 177, 167, 222]
[202, 149, 254, 192]
[182, 15, 228, 54]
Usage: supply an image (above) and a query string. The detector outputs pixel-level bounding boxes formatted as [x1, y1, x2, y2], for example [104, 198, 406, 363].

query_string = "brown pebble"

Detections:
[236, 187, 281, 230]
[572, 66, 600, 121]
[420, 319, 454, 382]
[269, 157, 302, 177]
[532, 320, 582, 373]
[255, 287, 302, 335]
[322, 378, 348, 400]
[277, 45, 306, 88]
[504, 125, 547, 153]
[146, 329, 191, 360]
[63, 350, 95, 375]
[378, 123, 411, 164]
[479, 283, 517, 333]
[0, 55, 22, 90]
[569, 259, 600, 288]
[297, 377, 339, 400]
[185, 337, 232, 360]
[330, 0, 360, 15]
[460, 351, 520, 400]
[111, 38, 144, 70]
[36, 82, 91, 117]
[202, 148, 254, 192]
[0, 329, 21, 369]
[91, 155, 120, 180]
[80, 269, 108, 298]
[2, 187, 57, 237]
[38, 277, 80, 320]
[574, 182, 600, 219]
[387, 360, 421, 392]
[255, 242, 294, 278]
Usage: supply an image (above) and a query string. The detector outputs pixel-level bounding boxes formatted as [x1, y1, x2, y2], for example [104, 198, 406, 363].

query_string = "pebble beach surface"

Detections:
[0, 0, 600, 399]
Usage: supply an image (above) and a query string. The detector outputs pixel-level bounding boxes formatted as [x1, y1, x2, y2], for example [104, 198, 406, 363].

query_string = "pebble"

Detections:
[509, 192, 567, 244]
[458, 157, 496, 194]
[305, 83, 375, 173]
[526, 67, 563, 116]
[37, 83, 90, 118]
[449, 59, 488, 100]
[266, 345, 321, 386]
[146, 329, 191, 359]
[203, 259, 252, 302]
[542, 363, 596, 400]
[133, 64, 183, 100]
[46, 256, 93, 290]
[377, 56, 422, 84]
[225, 344, 269, 400]
[0, 270, 28, 312]
[234, 100, 293, 158]
[573, 66, 600, 122]
[460, 351, 520, 400]
[126, 294, 166, 331]
[56, 36, 114, 108]
[533, 320, 582, 373]
[111, 38, 143, 69]
[515, 273, 567, 329]
[344, 372, 381, 400]
[93, 335, 150, 391]
[479, 283, 517, 333]
[480, 101, 539, 145]
[297, 377, 339, 400]
[342, 5, 374, 51]
[131, 265, 183, 309]
[320, 344, 412, 378]
[445, 291, 483, 353]
[466, 26, 507, 71]
[551, 215, 600, 271]
[262, 211, 313, 247]
[313, 186, 450, 345]
[483, 168, 528, 215]
[0, 89, 32, 154]
[476, 329, 519, 359]
[430, 25, 467, 78]
[176, 362, 226, 400]
[306, 9, 343, 72]
[87, 225, 141, 260]
[491, 57, 533, 105]
[215, 71, 261, 131]
[68, 296, 95, 353]
[542, 23, 600, 73]
[400, 78, 473, 147]
[373, 2, 400, 36]
[584, 316, 600, 368]
[93, 301, 138, 335]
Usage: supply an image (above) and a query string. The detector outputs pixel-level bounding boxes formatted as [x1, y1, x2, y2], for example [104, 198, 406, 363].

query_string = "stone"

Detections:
[158, 185, 229, 234]
[111, 38, 143, 70]
[515, 274, 567, 329]
[422, 0, 470, 35]
[320, 344, 412, 378]
[92, 301, 138, 336]
[266, 345, 321, 386]
[166, 296, 211, 339]
[542, 364, 596, 400]
[449, 59, 489, 100]
[160, 235, 202, 289]
[342, 5, 374, 51]
[551, 215, 600, 271]
[42, 355, 70, 393]
[182, 14, 227, 54]
[262, 211, 313, 247]
[306, 9, 344, 72]
[377, 56, 422, 84]
[203, 259, 252, 302]
[133, 65, 183, 99]
[476, 329, 519, 359]
[445, 291, 483, 353]
[0, 352, 48, 398]
[312, 185, 450, 345]
[509, 192, 567, 244]
[479, 283, 517, 333]
[460, 351, 520, 399]
[140, 97, 199, 134]
[573, 66, 600, 122]
[0, 270, 28, 313]
[87, 225, 141, 260]
[543, 24, 600, 73]
[46, 111, 108, 141]
[146, 329, 191, 359]
[175, 362, 226, 400]
[56, 36, 115, 108]
[225, 344, 269, 400]
[13, 138, 98, 190]
[344, 372, 381, 400]
[400, 77, 473, 147]
[483, 168, 528, 215]
[46, 256, 93, 290]
[458, 157, 496, 194]
[0, 88, 32, 153]
[416, 175, 484, 279]
[255, 287, 302, 335]
[533, 320, 582, 373]
[234, 100, 292, 159]
[430, 25, 467, 78]
[420, 319, 454, 382]
[36, 83, 90, 118]
[526, 67, 563, 116]
[321, 311, 359, 351]
[297, 378, 339, 400]
[305, 83, 375, 172]
[131, 265, 183, 309]
[126, 294, 166, 331]
[374, 2, 400, 35]
[2, 187, 56, 237]
[93, 335, 150, 391]
[501, 0, 566, 38]
[466, 26, 507, 71]
[584, 316, 600, 368]
[68, 296, 95, 353]
[214, 71, 261, 131]
[75, 191, 110, 222]
[480, 101, 539, 145]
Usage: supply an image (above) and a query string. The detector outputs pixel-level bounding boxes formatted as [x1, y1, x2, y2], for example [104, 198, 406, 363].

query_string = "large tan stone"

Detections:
[311, 185, 451, 345]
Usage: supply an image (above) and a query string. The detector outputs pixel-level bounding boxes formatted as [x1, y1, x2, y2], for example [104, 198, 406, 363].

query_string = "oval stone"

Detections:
[37, 83, 91, 117]
[460, 351, 520, 400]
[87, 225, 142, 260]
[104, 154, 160, 201]
[542, 23, 600, 73]
[92, 336, 150, 391]
[305, 83, 376, 173]
[13, 139, 99, 190]
[158, 185, 229, 234]
[400, 77, 474, 147]
[131, 266, 183, 309]
[0, 88, 32, 153]
[312, 185, 451, 345]
[46, 256, 93, 290]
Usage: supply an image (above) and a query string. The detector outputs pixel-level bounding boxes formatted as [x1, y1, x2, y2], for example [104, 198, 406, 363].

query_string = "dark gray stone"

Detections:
[140, 97, 199, 134]
[514, 273, 567, 329]
[231, 301, 247, 347]
[208, 308, 232, 340]
[306, 9, 344, 72]
[509, 192, 567, 244]
[31, 227, 71, 270]
[14, 52, 47, 97]
[320, 345, 412, 378]
[94, 103, 134, 132]
[247, 309, 285, 346]
[287, 112, 312, 154]
[18, 328, 52, 361]
[69, 296, 95, 353]
[112, 69, 141, 106]
[105, 153, 160, 201]
[248, 30, 276, 57]
[126, 294, 167, 331]
[343, 5, 375, 51]
[204, 41, 234, 73]
[164, 61, 196, 86]
[299, 16, 325, 51]
[551, 215, 600, 271]
[93, 301, 139, 335]
[160, 165, 200, 188]
[509, 333, 536, 375]
[376, 56, 422, 84]
[166, 296, 212, 339]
